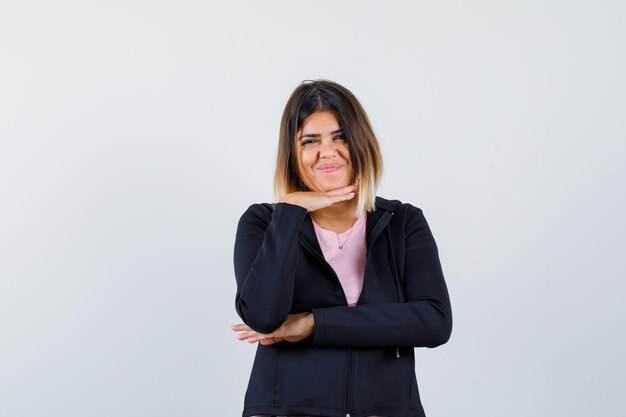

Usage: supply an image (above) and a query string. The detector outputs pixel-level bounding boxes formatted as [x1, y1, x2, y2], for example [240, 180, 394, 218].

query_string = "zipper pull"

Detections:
[396, 347, 400, 358]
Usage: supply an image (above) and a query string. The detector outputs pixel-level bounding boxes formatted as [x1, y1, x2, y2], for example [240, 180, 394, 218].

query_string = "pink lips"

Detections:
[317, 165, 343, 173]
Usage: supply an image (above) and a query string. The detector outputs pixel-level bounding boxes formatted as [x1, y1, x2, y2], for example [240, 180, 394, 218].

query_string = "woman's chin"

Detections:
[318, 181, 352, 192]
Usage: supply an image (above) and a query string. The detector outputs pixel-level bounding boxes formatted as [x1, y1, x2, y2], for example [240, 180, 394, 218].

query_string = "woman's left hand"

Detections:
[231, 312, 315, 345]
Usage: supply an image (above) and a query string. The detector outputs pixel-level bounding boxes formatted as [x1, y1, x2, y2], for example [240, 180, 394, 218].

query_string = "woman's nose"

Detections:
[319, 139, 338, 158]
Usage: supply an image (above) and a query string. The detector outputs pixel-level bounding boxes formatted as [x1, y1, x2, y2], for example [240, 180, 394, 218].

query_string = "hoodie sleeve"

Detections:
[233, 202, 308, 334]
[311, 205, 453, 348]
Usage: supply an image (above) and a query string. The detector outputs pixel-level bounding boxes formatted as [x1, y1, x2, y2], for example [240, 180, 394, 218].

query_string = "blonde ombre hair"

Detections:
[273, 79, 383, 217]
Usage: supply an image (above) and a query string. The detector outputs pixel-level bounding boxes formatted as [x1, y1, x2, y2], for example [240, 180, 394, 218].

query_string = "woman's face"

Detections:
[295, 110, 355, 192]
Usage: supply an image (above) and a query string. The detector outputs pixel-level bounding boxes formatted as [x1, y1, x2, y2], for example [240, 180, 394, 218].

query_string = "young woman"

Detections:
[231, 79, 452, 417]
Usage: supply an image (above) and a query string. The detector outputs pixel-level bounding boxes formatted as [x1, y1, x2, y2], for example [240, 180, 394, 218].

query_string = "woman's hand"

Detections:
[231, 312, 315, 346]
[279, 183, 358, 212]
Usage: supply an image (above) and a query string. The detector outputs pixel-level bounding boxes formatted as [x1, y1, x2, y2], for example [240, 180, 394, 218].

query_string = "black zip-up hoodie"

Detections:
[234, 196, 452, 417]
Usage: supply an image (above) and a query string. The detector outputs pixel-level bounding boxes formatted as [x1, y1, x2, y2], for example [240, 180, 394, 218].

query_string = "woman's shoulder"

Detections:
[375, 196, 434, 240]
[238, 201, 275, 222]
[237, 201, 307, 229]
[243, 201, 276, 214]
[375, 195, 423, 216]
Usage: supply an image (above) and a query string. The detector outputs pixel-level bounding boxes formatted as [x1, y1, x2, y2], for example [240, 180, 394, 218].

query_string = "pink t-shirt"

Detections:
[251, 213, 384, 417]
[312, 212, 367, 306]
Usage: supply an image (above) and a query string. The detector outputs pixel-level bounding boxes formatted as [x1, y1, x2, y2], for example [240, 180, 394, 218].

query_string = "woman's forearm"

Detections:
[234, 202, 308, 333]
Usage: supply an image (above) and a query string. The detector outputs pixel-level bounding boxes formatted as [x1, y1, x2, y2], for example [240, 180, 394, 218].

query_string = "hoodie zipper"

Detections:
[346, 348, 353, 417]
[299, 209, 396, 417]
[301, 239, 354, 416]
[385, 213, 402, 360]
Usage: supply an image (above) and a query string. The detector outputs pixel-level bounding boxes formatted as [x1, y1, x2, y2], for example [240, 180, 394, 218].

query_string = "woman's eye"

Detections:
[334, 135, 346, 141]
[302, 139, 318, 145]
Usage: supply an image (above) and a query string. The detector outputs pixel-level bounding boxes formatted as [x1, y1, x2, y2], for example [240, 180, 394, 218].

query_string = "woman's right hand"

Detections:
[278, 183, 358, 213]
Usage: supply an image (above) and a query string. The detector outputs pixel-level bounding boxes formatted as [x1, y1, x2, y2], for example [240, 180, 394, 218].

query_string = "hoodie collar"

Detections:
[299, 196, 400, 256]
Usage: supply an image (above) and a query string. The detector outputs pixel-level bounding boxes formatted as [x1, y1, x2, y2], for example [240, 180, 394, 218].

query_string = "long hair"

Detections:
[274, 79, 383, 217]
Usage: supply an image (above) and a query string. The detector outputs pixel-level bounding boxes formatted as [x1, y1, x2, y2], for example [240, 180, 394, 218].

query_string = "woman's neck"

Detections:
[309, 199, 359, 233]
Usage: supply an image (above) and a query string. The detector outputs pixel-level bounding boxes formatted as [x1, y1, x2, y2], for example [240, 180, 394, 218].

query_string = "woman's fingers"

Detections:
[237, 330, 266, 344]
[327, 192, 356, 205]
[236, 331, 255, 341]
[232, 323, 281, 344]
[306, 183, 357, 211]
[326, 183, 359, 196]
[243, 332, 283, 345]
[323, 183, 358, 206]
[232, 323, 256, 342]
[232, 313, 312, 345]
[259, 337, 283, 346]
[278, 183, 358, 212]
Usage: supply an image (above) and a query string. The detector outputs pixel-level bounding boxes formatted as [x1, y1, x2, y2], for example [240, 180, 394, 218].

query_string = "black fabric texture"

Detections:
[233, 196, 452, 417]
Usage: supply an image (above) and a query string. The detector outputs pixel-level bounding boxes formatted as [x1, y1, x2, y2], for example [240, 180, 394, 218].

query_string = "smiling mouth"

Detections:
[317, 165, 343, 173]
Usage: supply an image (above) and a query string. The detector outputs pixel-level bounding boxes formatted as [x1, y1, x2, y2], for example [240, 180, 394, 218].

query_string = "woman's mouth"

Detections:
[317, 165, 343, 173]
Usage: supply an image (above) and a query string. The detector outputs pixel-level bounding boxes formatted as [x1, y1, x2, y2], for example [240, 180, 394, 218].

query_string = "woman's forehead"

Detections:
[300, 111, 342, 133]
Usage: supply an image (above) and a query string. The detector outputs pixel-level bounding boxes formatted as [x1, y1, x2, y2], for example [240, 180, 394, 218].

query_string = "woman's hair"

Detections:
[274, 79, 384, 216]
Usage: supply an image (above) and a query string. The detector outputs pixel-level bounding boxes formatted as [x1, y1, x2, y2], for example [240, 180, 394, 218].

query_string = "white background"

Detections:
[1, 1, 624, 416]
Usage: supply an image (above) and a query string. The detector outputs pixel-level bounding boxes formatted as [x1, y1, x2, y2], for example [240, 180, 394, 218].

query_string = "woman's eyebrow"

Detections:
[298, 128, 344, 140]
